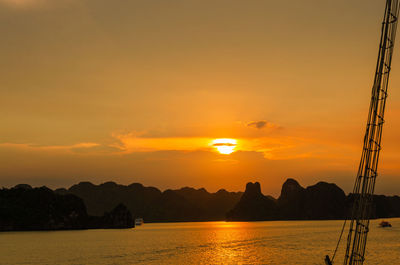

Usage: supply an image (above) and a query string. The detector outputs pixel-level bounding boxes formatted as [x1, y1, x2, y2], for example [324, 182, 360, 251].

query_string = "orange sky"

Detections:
[1, 0, 400, 196]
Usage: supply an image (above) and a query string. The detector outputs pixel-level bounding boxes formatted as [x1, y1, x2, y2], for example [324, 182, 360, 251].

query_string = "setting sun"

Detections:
[212, 138, 237, 155]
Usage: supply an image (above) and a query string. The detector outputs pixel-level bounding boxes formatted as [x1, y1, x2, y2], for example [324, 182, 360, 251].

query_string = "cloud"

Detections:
[110, 131, 311, 160]
[111, 131, 214, 153]
[0, 0, 73, 9]
[247, 120, 280, 130]
[247, 120, 267, 129]
[0, 0, 44, 7]
[0, 142, 100, 152]
[0, 129, 332, 163]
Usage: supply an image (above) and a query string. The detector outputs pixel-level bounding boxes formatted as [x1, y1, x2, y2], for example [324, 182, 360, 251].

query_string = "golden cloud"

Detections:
[0, 142, 100, 152]
[0, 0, 44, 7]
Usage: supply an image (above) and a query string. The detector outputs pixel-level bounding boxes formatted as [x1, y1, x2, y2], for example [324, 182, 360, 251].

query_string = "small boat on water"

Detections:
[135, 218, 144, 226]
[379, 220, 392, 228]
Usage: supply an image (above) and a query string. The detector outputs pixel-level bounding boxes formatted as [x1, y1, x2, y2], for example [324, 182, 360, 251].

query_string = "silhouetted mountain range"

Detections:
[0, 185, 134, 231]
[2, 178, 400, 230]
[225, 182, 277, 221]
[227, 179, 400, 221]
[56, 182, 243, 222]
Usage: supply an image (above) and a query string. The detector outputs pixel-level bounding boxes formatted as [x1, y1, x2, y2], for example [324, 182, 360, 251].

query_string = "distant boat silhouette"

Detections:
[379, 220, 392, 228]
[135, 218, 144, 226]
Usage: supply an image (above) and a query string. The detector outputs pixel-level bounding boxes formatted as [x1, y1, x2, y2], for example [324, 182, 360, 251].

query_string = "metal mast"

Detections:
[326, 1, 400, 265]
[343, 1, 399, 264]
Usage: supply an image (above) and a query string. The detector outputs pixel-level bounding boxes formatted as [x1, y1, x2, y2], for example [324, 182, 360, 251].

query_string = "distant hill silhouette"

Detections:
[56, 182, 243, 222]
[4, 179, 400, 227]
[0, 185, 134, 231]
[226, 182, 277, 221]
[277, 178, 347, 220]
[227, 179, 400, 221]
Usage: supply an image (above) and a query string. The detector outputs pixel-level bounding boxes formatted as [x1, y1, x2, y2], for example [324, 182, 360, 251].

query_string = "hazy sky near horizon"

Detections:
[1, 0, 400, 196]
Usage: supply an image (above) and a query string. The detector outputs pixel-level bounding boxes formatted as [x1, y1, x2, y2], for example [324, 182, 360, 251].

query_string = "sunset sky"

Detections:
[2, 0, 400, 196]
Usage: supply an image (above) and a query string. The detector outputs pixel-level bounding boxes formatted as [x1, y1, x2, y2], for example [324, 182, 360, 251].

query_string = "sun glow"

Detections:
[212, 138, 237, 155]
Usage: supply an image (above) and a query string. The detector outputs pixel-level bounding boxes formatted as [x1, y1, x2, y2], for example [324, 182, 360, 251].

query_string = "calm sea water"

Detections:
[1, 218, 399, 265]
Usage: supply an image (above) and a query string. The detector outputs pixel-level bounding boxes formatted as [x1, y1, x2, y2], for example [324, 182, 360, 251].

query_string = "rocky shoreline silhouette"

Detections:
[1, 179, 400, 231]
[0, 185, 134, 231]
[227, 179, 400, 221]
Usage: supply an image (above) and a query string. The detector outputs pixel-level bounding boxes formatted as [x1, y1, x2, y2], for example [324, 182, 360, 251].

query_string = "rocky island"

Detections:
[2, 178, 400, 230]
[227, 179, 400, 221]
[0, 185, 134, 231]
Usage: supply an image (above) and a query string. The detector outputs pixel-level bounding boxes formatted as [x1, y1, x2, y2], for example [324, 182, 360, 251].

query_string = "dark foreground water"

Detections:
[1, 218, 399, 264]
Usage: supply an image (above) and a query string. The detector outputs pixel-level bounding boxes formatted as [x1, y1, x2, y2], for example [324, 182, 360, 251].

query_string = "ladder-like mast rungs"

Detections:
[327, 1, 400, 264]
